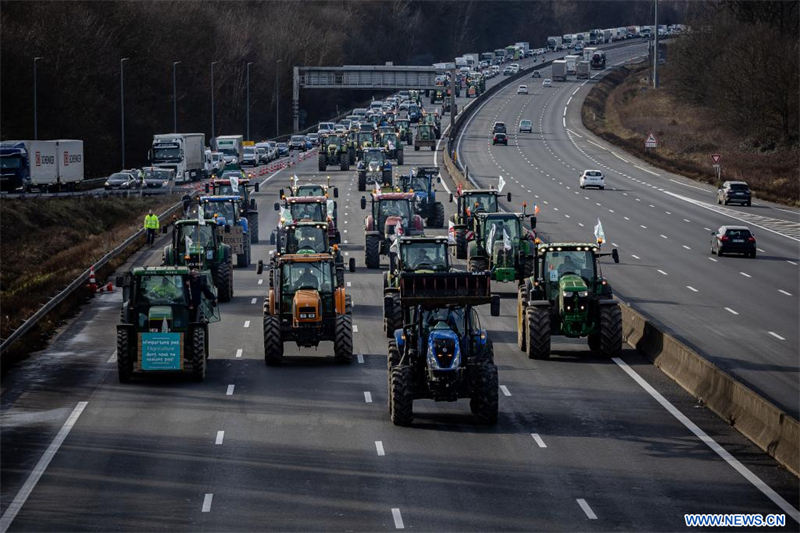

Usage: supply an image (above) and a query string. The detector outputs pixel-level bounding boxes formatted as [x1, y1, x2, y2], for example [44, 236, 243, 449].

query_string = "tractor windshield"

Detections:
[178, 224, 215, 252]
[358, 133, 373, 145]
[282, 262, 333, 293]
[286, 226, 327, 253]
[290, 202, 324, 222]
[214, 184, 244, 197]
[325, 136, 342, 148]
[137, 275, 187, 305]
[417, 125, 433, 139]
[401, 242, 448, 271]
[421, 307, 466, 338]
[378, 199, 412, 225]
[466, 193, 497, 213]
[382, 134, 398, 147]
[296, 185, 325, 196]
[543, 250, 595, 282]
[484, 217, 520, 249]
[365, 151, 385, 166]
[408, 176, 429, 191]
[206, 201, 236, 222]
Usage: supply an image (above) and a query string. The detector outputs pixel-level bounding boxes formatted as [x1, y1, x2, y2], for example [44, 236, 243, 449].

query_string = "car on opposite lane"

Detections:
[579, 169, 605, 190]
[711, 225, 757, 258]
[493, 132, 508, 145]
[104, 171, 141, 190]
[717, 181, 752, 206]
[517, 85, 529, 95]
[532, 70, 541, 78]
[519, 120, 532, 133]
[543, 79, 552, 87]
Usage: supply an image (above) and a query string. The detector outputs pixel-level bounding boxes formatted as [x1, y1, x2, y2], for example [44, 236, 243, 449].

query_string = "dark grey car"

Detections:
[717, 181, 751, 206]
[711, 225, 757, 258]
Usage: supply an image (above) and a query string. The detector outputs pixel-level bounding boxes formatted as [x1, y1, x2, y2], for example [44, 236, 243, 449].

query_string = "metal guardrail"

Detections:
[0, 195, 192, 355]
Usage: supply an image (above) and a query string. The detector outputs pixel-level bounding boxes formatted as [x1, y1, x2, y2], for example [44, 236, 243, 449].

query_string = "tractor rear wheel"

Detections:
[517, 288, 527, 351]
[334, 314, 353, 364]
[214, 262, 233, 302]
[365, 235, 381, 269]
[117, 328, 133, 383]
[248, 212, 260, 243]
[318, 153, 327, 172]
[431, 202, 445, 228]
[191, 327, 207, 382]
[358, 172, 366, 191]
[387, 339, 400, 413]
[455, 229, 467, 259]
[384, 292, 401, 338]
[471, 364, 499, 425]
[340, 153, 349, 171]
[263, 313, 284, 366]
[526, 305, 551, 359]
[390, 365, 413, 426]
[349, 148, 356, 165]
[345, 294, 352, 316]
[599, 304, 623, 357]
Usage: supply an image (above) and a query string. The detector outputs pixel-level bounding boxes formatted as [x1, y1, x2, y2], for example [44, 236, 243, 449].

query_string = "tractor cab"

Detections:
[275, 196, 340, 244]
[200, 195, 251, 267]
[361, 191, 424, 269]
[468, 211, 536, 284]
[356, 148, 393, 191]
[279, 177, 338, 199]
[449, 188, 512, 259]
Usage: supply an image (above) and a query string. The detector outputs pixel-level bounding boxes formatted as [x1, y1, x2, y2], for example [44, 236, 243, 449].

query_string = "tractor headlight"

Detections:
[578, 291, 588, 297]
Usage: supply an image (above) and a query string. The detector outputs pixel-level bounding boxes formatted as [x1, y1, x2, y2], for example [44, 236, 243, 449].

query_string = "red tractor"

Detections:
[360, 191, 424, 269]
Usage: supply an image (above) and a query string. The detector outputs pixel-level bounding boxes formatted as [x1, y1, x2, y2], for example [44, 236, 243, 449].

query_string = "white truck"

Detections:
[552, 60, 567, 82]
[564, 55, 580, 75]
[514, 42, 530, 55]
[1, 139, 84, 192]
[603, 29, 613, 43]
[583, 47, 598, 62]
[214, 135, 244, 167]
[547, 36, 562, 51]
[455, 56, 468, 68]
[576, 61, 590, 79]
[150, 133, 205, 183]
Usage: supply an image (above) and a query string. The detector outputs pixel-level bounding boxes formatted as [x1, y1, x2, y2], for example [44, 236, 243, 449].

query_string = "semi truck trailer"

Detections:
[552, 60, 567, 82]
[150, 133, 206, 183]
[0, 139, 83, 192]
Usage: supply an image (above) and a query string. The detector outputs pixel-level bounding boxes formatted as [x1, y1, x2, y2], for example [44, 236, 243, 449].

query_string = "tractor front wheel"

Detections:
[455, 229, 467, 259]
[431, 202, 445, 228]
[214, 262, 233, 302]
[358, 172, 367, 191]
[263, 313, 284, 366]
[248, 213, 260, 243]
[365, 235, 381, 269]
[318, 153, 327, 172]
[117, 328, 133, 383]
[384, 292, 401, 338]
[388, 340, 401, 414]
[334, 314, 353, 364]
[517, 288, 527, 352]
[390, 365, 413, 426]
[526, 305, 551, 360]
[340, 153, 349, 171]
[191, 327, 207, 382]
[599, 304, 623, 357]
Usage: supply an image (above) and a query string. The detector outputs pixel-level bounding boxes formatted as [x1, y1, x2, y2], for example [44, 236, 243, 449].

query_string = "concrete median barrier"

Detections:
[620, 302, 799, 477]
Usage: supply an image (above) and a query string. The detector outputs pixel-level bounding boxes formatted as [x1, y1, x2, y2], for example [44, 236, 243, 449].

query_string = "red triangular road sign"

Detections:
[711, 154, 721, 164]
[645, 133, 657, 143]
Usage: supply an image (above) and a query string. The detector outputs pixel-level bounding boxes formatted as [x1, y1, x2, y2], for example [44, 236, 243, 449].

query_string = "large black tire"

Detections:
[398, 150, 404, 165]
[431, 202, 445, 228]
[365, 235, 381, 269]
[358, 172, 366, 191]
[526, 305, 551, 360]
[191, 327, 207, 382]
[407, 135, 412, 146]
[414, 145, 420, 151]
[471, 364, 499, 425]
[456, 229, 467, 259]
[390, 365, 413, 426]
[517, 287, 527, 352]
[349, 148, 356, 165]
[345, 294, 352, 315]
[318, 153, 327, 172]
[340, 153, 349, 171]
[236, 239, 250, 268]
[263, 313, 284, 366]
[214, 262, 233, 302]
[599, 304, 623, 357]
[523, 256, 534, 278]
[387, 340, 401, 414]
[248, 213, 260, 243]
[334, 314, 353, 364]
[384, 292, 401, 338]
[468, 256, 488, 273]
[117, 328, 133, 383]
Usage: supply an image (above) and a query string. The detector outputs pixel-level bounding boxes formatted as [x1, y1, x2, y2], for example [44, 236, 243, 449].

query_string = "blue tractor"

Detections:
[387, 271, 500, 426]
[199, 196, 251, 268]
[399, 167, 445, 228]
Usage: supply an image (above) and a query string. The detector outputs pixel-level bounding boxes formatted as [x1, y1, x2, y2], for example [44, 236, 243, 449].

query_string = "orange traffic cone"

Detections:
[96, 281, 114, 294]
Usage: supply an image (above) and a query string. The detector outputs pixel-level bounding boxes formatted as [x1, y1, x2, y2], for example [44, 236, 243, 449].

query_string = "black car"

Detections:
[711, 225, 757, 258]
[492, 121, 507, 134]
[717, 181, 752, 206]
[104, 171, 140, 190]
[289, 135, 307, 151]
[492, 133, 508, 145]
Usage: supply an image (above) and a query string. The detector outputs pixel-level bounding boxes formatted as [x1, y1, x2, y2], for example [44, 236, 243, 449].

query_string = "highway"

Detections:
[1, 42, 799, 532]
[455, 42, 800, 419]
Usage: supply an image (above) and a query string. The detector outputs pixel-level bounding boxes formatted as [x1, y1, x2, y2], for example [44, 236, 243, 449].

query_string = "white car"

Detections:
[519, 119, 532, 133]
[579, 170, 605, 189]
[543, 79, 552, 87]
[517, 85, 528, 94]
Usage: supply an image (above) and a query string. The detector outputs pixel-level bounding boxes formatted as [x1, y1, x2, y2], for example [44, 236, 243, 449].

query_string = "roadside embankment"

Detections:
[0, 195, 181, 363]
[581, 62, 799, 206]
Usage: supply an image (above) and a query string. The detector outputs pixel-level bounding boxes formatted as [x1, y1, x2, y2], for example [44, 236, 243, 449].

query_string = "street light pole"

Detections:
[246, 62, 254, 141]
[653, 0, 659, 88]
[120, 57, 129, 169]
[211, 61, 218, 142]
[173, 61, 181, 132]
[34, 57, 43, 140]
[276, 59, 282, 137]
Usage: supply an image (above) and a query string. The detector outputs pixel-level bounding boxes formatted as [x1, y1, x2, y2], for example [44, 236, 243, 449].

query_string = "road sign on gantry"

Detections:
[644, 132, 657, 148]
[711, 154, 721, 164]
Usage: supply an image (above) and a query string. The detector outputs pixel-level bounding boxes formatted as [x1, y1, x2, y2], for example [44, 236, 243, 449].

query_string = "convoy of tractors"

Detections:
[114, 94, 623, 431]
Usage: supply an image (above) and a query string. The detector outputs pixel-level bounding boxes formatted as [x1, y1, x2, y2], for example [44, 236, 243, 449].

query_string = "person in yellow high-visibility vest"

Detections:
[144, 209, 160, 246]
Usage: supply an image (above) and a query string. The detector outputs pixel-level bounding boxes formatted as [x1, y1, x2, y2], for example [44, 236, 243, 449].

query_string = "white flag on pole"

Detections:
[594, 218, 605, 245]
[197, 204, 206, 225]
[447, 219, 456, 244]
[185, 235, 194, 252]
[487, 223, 497, 251]
[503, 227, 512, 250]
[230, 174, 239, 193]
[279, 205, 293, 227]
[498, 175, 506, 193]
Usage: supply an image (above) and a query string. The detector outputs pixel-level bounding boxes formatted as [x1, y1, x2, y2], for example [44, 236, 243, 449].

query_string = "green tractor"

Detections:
[354, 131, 376, 162]
[466, 211, 537, 284]
[395, 119, 413, 146]
[318, 134, 350, 171]
[413, 124, 437, 151]
[383, 236, 452, 337]
[345, 130, 359, 165]
[279, 176, 338, 200]
[387, 270, 500, 426]
[517, 243, 622, 359]
[379, 131, 405, 165]
[449, 188, 511, 259]
[162, 218, 234, 302]
[116, 266, 220, 382]
[422, 112, 442, 139]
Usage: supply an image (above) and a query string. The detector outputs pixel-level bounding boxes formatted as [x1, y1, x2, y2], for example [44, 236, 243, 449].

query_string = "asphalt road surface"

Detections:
[1, 42, 799, 532]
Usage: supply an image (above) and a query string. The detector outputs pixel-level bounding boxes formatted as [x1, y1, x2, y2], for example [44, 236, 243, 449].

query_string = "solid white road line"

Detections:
[364, 391, 373, 403]
[0, 401, 88, 533]
[576, 499, 598, 520]
[778, 289, 792, 296]
[531, 434, 547, 448]
[500, 385, 511, 397]
[375, 441, 385, 456]
[587, 140, 606, 151]
[202, 493, 213, 513]
[226, 385, 235, 396]
[768, 331, 786, 341]
[357, 353, 364, 364]
[613, 357, 800, 523]
[107, 351, 117, 363]
[611, 151, 629, 163]
[687, 286, 698, 292]
[392, 508, 405, 529]
[235, 348, 243, 358]
[725, 307, 739, 315]
[215, 431, 224, 445]
[243, 320, 250, 328]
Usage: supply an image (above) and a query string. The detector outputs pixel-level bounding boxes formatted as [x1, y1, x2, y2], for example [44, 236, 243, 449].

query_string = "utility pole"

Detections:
[276, 59, 282, 137]
[120, 58, 129, 168]
[210, 61, 219, 142]
[173, 61, 181, 132]
[653, 0, 659, 88]
[246, 62, 253, 141]
[33, 57, 43, 140]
